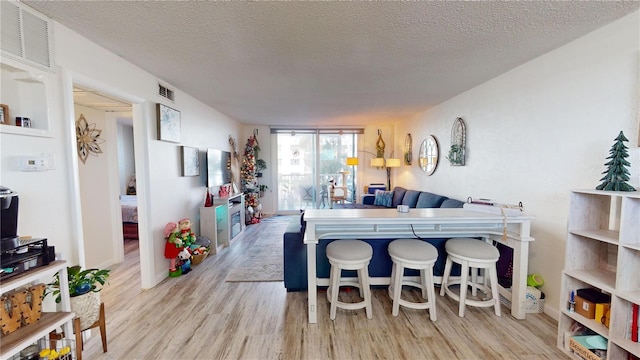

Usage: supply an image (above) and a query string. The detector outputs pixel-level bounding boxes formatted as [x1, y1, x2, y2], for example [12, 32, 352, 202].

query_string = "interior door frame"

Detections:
[61, 69, 154, 289]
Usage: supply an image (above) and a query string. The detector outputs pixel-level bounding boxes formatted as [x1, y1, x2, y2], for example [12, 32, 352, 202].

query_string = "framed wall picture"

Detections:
[181, 146, 200, 176]
[156, 103, 181, 143]
[0, 104, 9, 124]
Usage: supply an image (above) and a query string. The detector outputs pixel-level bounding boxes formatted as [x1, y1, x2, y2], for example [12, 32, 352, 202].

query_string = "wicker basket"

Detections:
[191, 252, 208, 265]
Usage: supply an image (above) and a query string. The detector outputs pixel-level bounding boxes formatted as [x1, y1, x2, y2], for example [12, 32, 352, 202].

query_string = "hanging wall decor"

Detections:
[76, 114, 105, 164]
[376, 129, 386, 158]
[404, 133, 412, 165]
[181, 146, 200, 176]
[156, 103, 181, 143]
[446, 117, 466, 166]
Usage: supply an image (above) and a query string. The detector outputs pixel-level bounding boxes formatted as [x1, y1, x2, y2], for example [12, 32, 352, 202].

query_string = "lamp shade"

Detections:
[370, 158, 385, 167]
[346, 157, 359, 166]
[386, 158, 401, 168]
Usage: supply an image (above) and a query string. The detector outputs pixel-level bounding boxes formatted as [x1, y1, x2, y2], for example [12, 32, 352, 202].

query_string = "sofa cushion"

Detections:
[373, 190, 393, 207]
[401, 190, 421, 208]
[416, 192, 448, 208]
[441, 198, 465, 208]
[391, 187, 407, 207]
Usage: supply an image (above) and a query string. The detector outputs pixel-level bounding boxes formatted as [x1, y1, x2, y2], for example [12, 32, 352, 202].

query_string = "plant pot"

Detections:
[70, 291, 101, 330]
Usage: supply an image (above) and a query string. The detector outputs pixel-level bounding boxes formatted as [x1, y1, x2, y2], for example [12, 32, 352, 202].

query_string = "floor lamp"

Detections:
[346, 157, 359, 202]
[385, 158, 401, 191]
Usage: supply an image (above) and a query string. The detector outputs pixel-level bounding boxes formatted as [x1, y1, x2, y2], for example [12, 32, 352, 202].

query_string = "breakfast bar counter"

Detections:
[302, 207, 534, 323]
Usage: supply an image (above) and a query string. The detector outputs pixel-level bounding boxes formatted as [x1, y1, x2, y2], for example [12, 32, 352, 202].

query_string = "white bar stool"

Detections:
[326, 239, 373, 320]
[440, 238, 501, 317]
[387, 239, 438, 320]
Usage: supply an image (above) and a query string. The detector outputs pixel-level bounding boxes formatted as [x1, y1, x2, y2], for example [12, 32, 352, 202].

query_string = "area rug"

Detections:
[225, 216, 294, 282]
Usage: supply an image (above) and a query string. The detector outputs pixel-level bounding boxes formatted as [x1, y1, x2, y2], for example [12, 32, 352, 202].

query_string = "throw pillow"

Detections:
[373, 190, 393, 207]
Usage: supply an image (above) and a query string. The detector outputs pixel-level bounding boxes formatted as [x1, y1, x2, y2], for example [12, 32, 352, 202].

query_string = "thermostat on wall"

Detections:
[20, 155, 51, 171]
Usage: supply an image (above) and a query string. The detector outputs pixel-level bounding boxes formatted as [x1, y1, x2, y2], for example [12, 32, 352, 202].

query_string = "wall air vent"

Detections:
[1, 1, 53, 71]
[158, 84, 175, 101]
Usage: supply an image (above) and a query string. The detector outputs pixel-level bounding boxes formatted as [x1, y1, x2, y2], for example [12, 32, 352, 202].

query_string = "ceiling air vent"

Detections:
[158, 84, 175, 101]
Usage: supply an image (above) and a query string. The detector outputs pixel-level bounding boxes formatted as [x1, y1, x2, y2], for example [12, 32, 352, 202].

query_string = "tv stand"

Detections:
[200, 193, 245, 254]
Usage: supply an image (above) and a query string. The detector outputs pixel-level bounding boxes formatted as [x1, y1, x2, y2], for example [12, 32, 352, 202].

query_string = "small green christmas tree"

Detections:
[596, 131, 636, 192]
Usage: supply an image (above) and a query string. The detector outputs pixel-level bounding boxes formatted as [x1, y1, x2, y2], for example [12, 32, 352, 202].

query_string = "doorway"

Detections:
[66, 77, 149, 290]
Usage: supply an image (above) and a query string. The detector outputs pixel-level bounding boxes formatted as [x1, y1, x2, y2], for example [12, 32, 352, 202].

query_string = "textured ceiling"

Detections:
[24, 1, 640, 127]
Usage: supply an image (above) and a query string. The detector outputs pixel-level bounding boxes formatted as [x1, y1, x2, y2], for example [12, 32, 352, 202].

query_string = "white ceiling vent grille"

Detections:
[158, 84, 175, 101]
[1, 1, 52, 71]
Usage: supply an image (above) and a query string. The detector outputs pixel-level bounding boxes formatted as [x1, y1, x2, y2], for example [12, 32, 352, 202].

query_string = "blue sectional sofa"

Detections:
[283, 186, 466, 291]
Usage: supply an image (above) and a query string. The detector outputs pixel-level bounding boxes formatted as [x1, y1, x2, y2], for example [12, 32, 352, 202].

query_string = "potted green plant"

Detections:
[45, 265, 110, 329]
[259, 184, 269, 198]
[255, 158, 267, 177]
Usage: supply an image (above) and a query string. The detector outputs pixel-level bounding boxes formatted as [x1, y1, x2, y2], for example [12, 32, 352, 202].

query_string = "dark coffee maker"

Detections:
[1, 185, 19, 249]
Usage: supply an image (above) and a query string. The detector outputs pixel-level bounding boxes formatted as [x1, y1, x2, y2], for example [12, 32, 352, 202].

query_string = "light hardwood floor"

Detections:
[82, 223, 568, 360]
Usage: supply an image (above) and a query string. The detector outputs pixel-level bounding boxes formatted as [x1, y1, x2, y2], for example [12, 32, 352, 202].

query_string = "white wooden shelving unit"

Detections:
[557, 190, 640, 359]
[200, 193, 245, 254]
[0, 261, 74, 360]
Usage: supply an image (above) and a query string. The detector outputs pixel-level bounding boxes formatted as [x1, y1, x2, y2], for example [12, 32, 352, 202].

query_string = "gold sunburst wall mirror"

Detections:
[76, 114, 105, 164]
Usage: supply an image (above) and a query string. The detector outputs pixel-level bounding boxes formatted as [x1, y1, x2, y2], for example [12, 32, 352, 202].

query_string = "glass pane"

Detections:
[319, 133, 357, 204]
[276, 131, 358, 213]
[276, 133, 316, 211]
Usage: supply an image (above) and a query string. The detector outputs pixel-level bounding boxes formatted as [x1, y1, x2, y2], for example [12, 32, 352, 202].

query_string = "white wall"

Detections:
[75, 104, 118, 268]
[396, 11, 640, 318]
[0, 18, 242, 287]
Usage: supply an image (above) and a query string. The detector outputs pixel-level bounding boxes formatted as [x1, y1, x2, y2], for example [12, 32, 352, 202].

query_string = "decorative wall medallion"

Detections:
[404, 133, 412, 165]
[76, 114, 104, 164]
[447, 117, 466, 166]
[375, 129, 386, 158]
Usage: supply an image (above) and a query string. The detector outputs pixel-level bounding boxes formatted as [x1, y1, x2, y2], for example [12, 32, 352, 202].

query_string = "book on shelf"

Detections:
[632, 303, 638, 343]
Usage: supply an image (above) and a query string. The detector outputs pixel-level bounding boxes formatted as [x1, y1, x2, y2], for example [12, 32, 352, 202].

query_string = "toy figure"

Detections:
[178, 248, 192, 274]
[163, 222, 182, 276]
[177, 218, 196, 248]
[126, 175, 136, 195]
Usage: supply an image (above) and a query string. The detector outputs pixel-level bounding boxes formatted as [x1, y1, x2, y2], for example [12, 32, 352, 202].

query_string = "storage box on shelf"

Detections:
[0, 261, 74, 360]
[557, 190, 640, 360]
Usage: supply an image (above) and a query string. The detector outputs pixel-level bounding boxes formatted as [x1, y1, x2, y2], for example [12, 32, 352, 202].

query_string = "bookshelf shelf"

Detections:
[557, 190, 640, 360]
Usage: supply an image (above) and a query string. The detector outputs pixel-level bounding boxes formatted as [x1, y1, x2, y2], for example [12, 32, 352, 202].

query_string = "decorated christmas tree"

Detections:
[596, 131, 636, 192]
[241, 129, 260, 211]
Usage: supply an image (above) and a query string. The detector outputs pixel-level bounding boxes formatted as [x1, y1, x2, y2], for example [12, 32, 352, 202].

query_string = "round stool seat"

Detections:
[440, 238, 501, 317]
[326, 240, 373, 320]
[389, 239, 438, 264]
[327, 239, 373, 264]
[445, 238, 499, 261]
[387, 239, 438, 320]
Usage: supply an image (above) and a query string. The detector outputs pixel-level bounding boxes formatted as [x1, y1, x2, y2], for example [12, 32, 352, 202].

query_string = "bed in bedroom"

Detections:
[120, 195, 139, 240]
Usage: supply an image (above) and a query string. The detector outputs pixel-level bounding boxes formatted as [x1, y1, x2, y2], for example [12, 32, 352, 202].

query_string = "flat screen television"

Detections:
[207, 149, 232, 188]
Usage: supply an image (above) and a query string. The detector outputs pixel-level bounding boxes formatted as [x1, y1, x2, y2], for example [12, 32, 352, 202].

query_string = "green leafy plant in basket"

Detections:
[45, 265, 111, 303]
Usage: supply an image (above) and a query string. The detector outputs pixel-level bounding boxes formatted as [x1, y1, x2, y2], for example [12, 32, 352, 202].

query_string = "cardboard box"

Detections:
[569, 336, 607, 360]
[575, 295, 595, 319]
[575, 288, 611, 320]
[595, 303, 611, 325]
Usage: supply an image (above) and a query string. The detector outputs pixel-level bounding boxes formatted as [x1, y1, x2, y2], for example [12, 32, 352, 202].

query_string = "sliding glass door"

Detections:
[275, 129, 359, 213]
